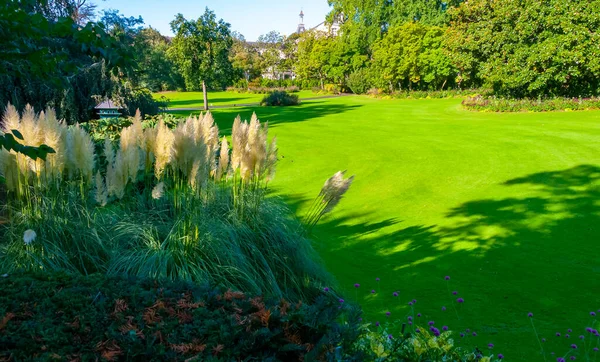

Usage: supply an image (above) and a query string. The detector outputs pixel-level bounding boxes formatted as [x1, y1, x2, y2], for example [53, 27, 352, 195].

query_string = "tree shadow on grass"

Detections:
[277, 165, 600, 358]
[166, 100, 363, 136]
[168, 97, 251, 107]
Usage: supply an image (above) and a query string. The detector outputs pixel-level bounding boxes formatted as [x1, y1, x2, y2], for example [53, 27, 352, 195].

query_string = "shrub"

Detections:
[324, 84, 341, 95]
[261, 91, 300, 106]
[462, 95, 600, 112]
[0, 272, 362, 361]
[0, 105, 351, 300]
[347, 69, 371, 95]
[226, 86, 300, 94]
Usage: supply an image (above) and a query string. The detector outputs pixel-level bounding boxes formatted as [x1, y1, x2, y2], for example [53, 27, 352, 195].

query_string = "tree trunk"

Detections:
[440, 79, 447, 91]
[202, 80, 208, 111]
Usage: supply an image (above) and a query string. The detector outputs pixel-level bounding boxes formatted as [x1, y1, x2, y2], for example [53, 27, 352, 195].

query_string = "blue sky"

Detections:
[96, 0, 332, 41]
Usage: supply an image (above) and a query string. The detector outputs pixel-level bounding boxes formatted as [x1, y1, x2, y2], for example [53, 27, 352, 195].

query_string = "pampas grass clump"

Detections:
[0, 104, 351, 301]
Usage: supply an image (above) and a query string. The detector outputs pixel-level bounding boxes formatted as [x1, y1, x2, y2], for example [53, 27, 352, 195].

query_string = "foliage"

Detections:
[227, 86, 300, 94]
[229, 32, 263, 84]
[445, 0, 600, 97]
[372, 23, 455, 91]
[0, 0, 139, 123]
[261, 91, 300, 107]
[347, 69, 372, 95]
[462, 95, 600, 113]
[0, 129, 55, 166]
[136, 27, 185, 92]
[168, 9, 234, 91]
[0, 105, 343, 301]
[0, 272, 362, 361]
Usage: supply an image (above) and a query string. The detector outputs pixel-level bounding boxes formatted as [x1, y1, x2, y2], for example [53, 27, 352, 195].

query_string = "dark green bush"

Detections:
[261, 91, 300, 106]
[347, 69, 371, 95]
[0, 273, 362, 361]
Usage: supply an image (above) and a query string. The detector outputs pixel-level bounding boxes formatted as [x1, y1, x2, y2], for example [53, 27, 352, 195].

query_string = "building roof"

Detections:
[94, 99, 122, 110]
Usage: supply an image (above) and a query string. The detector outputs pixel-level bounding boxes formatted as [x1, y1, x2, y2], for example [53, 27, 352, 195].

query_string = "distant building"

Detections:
[295, 10, 342, 37]
[252, 10, 343, 81]
[95, 99, 123, 119]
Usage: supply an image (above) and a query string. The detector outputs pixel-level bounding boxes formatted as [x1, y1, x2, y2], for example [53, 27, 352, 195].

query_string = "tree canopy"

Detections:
[168, 9, 234, 91]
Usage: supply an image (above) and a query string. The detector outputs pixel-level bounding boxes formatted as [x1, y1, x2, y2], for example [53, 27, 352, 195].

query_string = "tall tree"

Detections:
[445, 0, 600, 97]
[168, 8, 234, 109]
[257, 31, 283, 79]
[136, 27, 184, 91]
[371, 23, 454, 91]
[0, 0, 135, 122]
[230, 32, 262, 85]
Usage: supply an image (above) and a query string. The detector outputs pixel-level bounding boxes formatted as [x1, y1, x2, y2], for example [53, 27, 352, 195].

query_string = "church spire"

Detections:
[297, 9, 306, 33]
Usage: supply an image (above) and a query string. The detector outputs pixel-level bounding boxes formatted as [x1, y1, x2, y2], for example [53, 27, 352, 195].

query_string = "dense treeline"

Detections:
[3, 0, 599, 119]
[298, 0, 600, 97]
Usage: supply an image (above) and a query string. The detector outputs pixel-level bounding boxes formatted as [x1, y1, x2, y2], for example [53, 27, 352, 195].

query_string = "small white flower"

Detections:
[23, 229, 36, 245]
[152, 182, 165, 200]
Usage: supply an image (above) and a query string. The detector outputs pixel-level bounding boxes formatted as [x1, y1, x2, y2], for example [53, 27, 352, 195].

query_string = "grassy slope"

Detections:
[155, 90, 319, 108]
[181, 96, 600, 360]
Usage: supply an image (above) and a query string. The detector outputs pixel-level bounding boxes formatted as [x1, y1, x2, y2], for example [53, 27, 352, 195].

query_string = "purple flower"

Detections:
[417, 313, 421, 317]
[457, 298, 465, 303]
[570, 356, 576, 361]
[354, 283, 360, 288]
[393, 292, 398, 297]
[371, 289, 376, 294]
[431, 327, 440, 336]
[591, 312, 597, 317]
[428, 321, 435, 326]
[571, 344, 578, 349]
[586, 327, 593, 333]
[579, 335, 584, 339]
[339, 299, 344, 303]
[568, 329, 572, 333]
[386, 311, 391, 317]
[593, 347, 599, 351]
[443, 325, 448, 331]
[388, 334, 393, 339]
[542, 338, 546, 342]
[442, 306, 446, 311]
[415, 329, 421, 333]
[375, 321, 380, 327]
[528, 312, 533, 318]
[472, 332, 477, 336]
[408, 316, 413, 321]
[375, 277, 380, 282]
[556, 332, 561, 337]
[445, 276, 450, 280]
[408, 321, 412, 325]
[557, 358, 565, 362]
[358, 317, 363, 322]
[452, 291, 458, 295]
[323, 287, 329, 292]
[498, 354, 504, 359]
[408, 302, 413, 306]
[566, 334, 570, 338]
[460, 333, 465, 338]
[412, 299, 417, 304]
[488, 343, 494, 349]
[466, 329, 470, 333]
[593, 329, 599, 335]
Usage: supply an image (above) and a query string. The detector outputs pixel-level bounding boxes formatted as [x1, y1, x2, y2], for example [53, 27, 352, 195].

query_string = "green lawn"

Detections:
[172, 95, 600, 360]
[154, 90, 320, 108]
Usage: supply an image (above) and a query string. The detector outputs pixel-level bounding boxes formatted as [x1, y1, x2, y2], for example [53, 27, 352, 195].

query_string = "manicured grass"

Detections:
[154, 90, 320, 109]
[173, 96, 600, 360]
